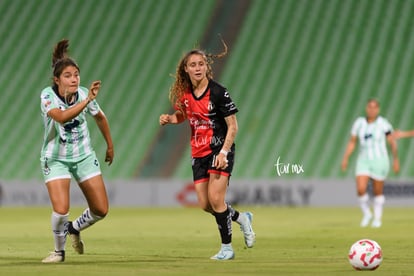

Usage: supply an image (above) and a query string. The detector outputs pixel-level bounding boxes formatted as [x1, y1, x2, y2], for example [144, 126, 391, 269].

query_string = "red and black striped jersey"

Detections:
[177, 80, 238, 158]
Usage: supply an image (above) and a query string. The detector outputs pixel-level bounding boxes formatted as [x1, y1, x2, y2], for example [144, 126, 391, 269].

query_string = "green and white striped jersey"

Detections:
[40, 86, 100, 162]
[351, 116, 393, 160]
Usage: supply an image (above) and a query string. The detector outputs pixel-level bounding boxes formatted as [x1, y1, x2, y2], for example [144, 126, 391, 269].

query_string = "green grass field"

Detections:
[0, 206, 413, 275]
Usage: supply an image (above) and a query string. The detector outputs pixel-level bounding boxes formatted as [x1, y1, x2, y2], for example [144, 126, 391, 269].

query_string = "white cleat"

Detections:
[42, 250, 65, 263]
[240, 212, 256, 248]
[360, 213, 372, 228]
[210, 244, 235, 260]
[371, 219, 382, 228]
[68, 233, 84, 254]
[67, 221, 84, 254]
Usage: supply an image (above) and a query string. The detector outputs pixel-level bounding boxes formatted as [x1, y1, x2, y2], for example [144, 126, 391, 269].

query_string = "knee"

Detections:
[208, 195, 225, 211]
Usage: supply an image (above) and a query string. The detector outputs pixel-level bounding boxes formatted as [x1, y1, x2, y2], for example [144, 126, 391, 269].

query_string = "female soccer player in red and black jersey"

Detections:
[159, 43, 255, 260]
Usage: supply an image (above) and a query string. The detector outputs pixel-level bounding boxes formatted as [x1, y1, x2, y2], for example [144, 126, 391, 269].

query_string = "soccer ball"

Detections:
[348, 239, 382, 270]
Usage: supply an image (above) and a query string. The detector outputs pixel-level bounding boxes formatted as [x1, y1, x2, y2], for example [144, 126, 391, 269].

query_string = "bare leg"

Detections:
[194, 181, 214, 213]
[45, 179, 71, 252]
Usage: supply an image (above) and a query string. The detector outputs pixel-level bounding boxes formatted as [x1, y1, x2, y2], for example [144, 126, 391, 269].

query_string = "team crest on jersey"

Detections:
[44, 100, 51, 108]
[207, 101, 214, 111]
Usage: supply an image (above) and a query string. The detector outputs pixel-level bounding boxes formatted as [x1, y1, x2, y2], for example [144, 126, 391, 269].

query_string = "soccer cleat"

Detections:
[42, 250, 65, 263]
[67, 221, 84, 254]
[69, 233, 84, 254]
[239, 212, 256, 248]
[371, 219, 382, 228]
[210, 244, 235, 260]
[360, 213, 373, 228]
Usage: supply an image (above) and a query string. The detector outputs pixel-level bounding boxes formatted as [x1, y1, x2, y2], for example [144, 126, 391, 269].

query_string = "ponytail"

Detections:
[52, 39, 79, 78]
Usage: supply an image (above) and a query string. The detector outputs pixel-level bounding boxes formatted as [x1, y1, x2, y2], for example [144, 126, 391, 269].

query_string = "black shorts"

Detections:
[192, 145, 235, 184]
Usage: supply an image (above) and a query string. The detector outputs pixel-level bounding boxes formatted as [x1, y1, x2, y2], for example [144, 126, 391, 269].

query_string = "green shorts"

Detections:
[40, 152, 101, 183]
[355, 156, 389, 181]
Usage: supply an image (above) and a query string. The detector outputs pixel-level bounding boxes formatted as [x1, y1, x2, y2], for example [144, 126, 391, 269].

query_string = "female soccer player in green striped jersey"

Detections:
[341, 98, 399, 228]
[40, 39, 114, 263]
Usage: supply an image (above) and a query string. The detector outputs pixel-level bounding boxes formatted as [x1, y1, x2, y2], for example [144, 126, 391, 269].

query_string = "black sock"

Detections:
[67, 221, 79, 235]
[227, 204, 240, 221]
[214, 208, 232, 244]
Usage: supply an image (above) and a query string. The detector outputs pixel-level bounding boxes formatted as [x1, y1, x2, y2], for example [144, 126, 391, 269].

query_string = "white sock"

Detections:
[373, 195, 385, 221]
[72, 208, 104, 232]
[358, 194, 371, 217]
[51, 211, 69, 251]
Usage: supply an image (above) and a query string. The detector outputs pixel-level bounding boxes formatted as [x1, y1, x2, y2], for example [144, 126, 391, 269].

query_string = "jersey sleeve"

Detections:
[173, 95, 187, 113]
[217, 89, 238, 117]
[350, 118, 361, 136]
[40, 88, 59, 114]
[79, 86, 101, 116]
[382, 118, 393, 135]
[87, 100, 101, 116]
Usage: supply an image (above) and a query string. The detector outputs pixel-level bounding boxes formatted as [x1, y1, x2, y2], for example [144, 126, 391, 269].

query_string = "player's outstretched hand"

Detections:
[105, 147, 114, 166]
[88, 80, 101, 101]
[159, 114, 170, 125]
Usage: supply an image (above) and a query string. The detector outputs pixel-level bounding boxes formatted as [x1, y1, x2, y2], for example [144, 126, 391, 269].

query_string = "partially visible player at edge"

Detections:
[341, 98, 399, 228]
[40, 39, 114, 263]
[393, 129, 414, 140]
[159, 40, 255, 260]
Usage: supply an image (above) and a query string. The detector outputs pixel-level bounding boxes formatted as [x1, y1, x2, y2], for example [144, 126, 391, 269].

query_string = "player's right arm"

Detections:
[48, 81, 100, 124]
[341, 135, 357, 171]
[159, 110, 185, 125]
[48, 99, 90, 124]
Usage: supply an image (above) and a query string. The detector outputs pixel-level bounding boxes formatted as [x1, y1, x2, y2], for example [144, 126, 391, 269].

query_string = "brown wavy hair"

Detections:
[52, 39, 80, 79]
[169, 39, 228, 111]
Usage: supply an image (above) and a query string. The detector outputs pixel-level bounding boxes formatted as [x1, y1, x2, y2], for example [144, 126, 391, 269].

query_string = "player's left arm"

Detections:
[215, 114, 238, 169]
[93, 110, 114, 165]
[386, 131, 399, 173]
[393, 129, 414, 139]
[222, 114, 238, 152]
